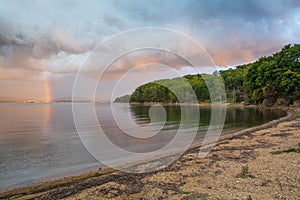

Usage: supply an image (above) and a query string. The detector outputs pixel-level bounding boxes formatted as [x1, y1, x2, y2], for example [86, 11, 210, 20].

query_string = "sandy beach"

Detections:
[1, 107, 299, 200]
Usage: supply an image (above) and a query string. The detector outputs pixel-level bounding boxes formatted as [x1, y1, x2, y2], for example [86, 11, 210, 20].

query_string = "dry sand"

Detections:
[1, 107, 299, 200]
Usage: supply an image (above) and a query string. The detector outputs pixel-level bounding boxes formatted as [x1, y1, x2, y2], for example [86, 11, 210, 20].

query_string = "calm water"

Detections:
[0, 103, 286, 192]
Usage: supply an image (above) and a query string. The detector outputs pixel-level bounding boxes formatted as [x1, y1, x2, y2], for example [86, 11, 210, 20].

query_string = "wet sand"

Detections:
[1, 107, 299, 200]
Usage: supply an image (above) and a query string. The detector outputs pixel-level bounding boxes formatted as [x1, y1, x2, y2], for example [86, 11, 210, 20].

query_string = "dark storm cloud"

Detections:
[0, 19, 93, 74]
[0, 0, 299, 76]
[112, 0, 300, 65]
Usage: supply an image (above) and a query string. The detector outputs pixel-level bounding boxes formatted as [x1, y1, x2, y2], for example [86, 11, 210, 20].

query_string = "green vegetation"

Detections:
[271, 143, 300, 154]
[216, 197, 227, 200]
[114, 95, 130, 103]
[235, 165, 254, 179]
[261, 179, 272, 187]
[115, 44, 300, 106]
[181, 192, 209, 200]
[219, 64, 249, 102]
[129, 74, 225, 103]
[243, 44, 300, 106]
[247, 195, 253, 200]
[180, 191, 191, 195]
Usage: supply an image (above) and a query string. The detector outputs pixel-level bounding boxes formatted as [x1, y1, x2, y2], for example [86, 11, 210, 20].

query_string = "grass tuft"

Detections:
[236, 165, 255, 178]
[271, 143, 300, 154]
[247, 195, 253, 200]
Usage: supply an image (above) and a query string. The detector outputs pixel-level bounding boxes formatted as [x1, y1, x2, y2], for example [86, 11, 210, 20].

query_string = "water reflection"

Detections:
[0, 103, 286, 192]
[96, 104, 179, 153]
[130, 105, 286, 130]
[0, 103, 99, 192]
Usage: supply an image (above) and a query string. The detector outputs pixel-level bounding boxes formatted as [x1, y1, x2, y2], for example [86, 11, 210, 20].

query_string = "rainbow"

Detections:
[44, 76, 52, 103]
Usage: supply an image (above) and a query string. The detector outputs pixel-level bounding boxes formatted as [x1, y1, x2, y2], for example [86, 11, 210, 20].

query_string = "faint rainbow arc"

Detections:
[44, 76, 52, 103]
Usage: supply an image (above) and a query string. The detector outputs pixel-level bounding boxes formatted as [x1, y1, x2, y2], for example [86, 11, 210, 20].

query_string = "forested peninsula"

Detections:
[115, 44, 300, 106]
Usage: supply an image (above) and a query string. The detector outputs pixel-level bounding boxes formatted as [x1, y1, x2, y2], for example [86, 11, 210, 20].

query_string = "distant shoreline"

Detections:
[0, 101, 110, 103]
[128, 101, 242, 107]
[0, 101, 297, 110]
[128, 102, 300, 110]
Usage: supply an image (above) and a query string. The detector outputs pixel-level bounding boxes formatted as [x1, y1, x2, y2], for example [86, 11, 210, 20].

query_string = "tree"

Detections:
[116, 44, 300, 106]
[244, 44, 300, 106]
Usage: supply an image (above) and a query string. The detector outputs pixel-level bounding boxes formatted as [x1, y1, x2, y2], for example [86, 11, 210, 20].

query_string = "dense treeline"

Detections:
[115, 44, 300, 106]
[218, 64, 249, 102]
[220, 44, 300, 106]
[114, 74, 224, 103]
[127, 74, 225, 103]
[243, 44, 300, 106]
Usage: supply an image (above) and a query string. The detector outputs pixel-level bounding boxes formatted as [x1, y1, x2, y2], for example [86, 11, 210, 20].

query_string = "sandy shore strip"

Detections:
[1, 107, 299, 200]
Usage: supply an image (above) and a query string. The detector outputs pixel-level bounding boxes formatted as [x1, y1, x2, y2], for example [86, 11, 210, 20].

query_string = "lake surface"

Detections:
[0, 103, 286, 192]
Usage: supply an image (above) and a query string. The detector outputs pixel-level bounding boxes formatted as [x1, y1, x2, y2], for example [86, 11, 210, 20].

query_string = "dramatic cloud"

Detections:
[1, 0, 299, 70]
[0, 20, 93, 74]
[0, 0, 299, 99]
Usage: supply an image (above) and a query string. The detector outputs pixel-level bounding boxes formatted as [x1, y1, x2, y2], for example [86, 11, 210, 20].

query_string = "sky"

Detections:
[0, 0, 299, 101]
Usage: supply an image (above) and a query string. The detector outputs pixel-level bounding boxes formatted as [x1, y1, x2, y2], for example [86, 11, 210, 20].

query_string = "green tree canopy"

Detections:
[115, 44, 300, 106]
[244, 44, 300, 106]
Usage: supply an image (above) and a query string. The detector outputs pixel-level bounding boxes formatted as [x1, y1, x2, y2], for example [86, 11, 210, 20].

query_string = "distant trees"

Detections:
[129, 74, 224, 103]
[129, 83, 177, 103]
[114, 95, 130, 103]
[115, 44, 300, 106]
[219, 64, 249, 102]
